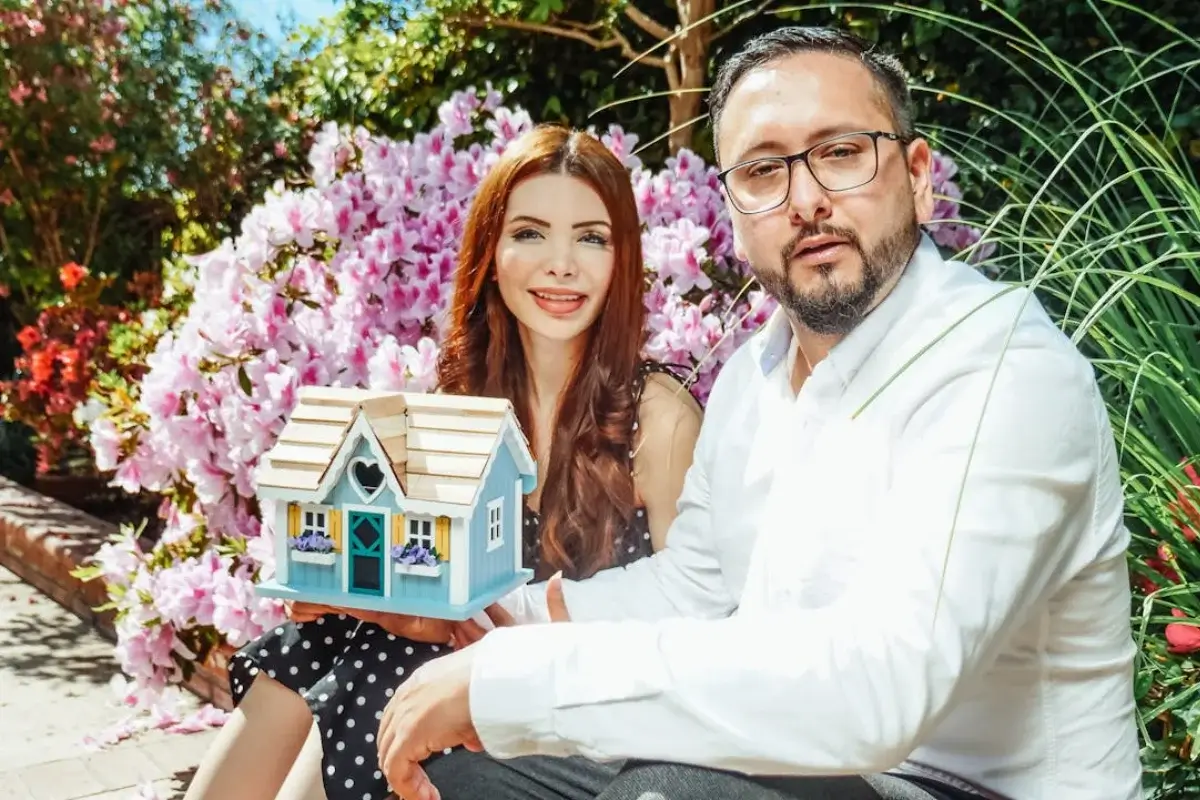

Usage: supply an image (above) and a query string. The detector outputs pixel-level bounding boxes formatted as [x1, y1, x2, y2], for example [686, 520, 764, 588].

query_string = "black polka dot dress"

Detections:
[228, 362, 686, 800]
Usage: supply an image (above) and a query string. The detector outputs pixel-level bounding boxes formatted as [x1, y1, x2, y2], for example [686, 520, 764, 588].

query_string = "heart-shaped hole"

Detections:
[351, 458, 385, 500]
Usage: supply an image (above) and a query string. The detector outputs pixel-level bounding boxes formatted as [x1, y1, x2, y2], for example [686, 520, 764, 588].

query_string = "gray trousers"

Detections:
[423, 750, 986, 800]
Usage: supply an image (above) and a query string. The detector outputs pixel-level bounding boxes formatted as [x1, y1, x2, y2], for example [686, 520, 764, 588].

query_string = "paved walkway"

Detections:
[0, 566, 219, 800]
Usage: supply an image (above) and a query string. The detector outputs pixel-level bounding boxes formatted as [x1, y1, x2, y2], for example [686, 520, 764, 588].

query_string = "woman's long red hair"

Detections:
[436, 125, 646, 580]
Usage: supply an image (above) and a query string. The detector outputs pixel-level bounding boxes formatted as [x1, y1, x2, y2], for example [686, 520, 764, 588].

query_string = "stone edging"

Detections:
[0, 475, 234, 711]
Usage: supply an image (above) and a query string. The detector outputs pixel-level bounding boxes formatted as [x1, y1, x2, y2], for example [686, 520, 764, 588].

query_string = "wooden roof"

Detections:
[256, 386, 531, 510]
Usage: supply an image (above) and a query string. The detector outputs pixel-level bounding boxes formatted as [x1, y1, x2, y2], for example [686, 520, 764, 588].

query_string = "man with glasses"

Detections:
[374, 26, 1143, 800]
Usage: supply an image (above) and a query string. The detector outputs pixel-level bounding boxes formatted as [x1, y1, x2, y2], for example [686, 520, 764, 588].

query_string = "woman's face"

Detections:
[494, 172, 616, 347]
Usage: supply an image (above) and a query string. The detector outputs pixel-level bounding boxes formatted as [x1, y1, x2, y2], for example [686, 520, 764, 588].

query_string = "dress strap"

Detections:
[633, 360, 695, 404]
[629, 360, 695, 469]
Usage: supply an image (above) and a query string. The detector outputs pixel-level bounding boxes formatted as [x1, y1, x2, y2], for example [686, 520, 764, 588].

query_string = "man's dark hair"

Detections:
[708, 26, 916, 163]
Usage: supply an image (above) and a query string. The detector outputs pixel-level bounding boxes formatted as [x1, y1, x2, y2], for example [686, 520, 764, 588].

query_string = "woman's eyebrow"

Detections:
[507, 214, 611, 229]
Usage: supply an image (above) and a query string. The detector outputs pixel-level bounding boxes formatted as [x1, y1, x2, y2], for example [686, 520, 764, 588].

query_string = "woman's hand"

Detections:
[285, 601, 455, 645]
[285, 601, 347, 624]
[362, 611, 455, 644]
[448, 572, 570, 649]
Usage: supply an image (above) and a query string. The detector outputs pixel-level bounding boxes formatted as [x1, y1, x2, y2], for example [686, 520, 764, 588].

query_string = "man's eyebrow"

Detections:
[731, 125, 873, 164]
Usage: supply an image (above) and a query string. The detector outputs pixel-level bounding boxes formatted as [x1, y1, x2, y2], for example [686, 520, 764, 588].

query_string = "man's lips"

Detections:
[792, 236, 850, 264]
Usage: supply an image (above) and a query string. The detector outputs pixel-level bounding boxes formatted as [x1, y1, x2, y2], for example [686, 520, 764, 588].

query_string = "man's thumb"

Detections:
[546, 572, 570, 623]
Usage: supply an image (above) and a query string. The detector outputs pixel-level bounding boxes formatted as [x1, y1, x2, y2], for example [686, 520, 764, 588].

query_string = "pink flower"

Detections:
[8, 82, 31, 106]
[89, 417, 123, 471]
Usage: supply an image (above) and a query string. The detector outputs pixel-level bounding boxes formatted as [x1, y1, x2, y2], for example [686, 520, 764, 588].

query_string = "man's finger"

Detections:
[546, 572, 570, 622]
[391, 759, 439, 800]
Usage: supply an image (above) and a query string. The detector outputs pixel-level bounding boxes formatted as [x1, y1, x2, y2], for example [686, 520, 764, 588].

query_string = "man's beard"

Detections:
[751, 220, 920, 336]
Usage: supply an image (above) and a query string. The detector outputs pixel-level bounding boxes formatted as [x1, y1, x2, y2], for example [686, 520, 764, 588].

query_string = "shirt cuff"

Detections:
[467, 625, 563, 759]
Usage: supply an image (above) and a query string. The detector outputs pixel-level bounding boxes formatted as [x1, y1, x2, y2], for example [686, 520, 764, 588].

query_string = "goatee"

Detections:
[751, 221, 920, 336]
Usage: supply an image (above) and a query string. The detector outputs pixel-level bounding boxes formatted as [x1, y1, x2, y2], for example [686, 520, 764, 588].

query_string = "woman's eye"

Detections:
[513, 228, 543, 241]
[580, 232, 609, 246]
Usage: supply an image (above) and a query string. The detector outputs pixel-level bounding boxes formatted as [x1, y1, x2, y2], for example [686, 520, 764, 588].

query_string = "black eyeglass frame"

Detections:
[716, 130, 909, 215]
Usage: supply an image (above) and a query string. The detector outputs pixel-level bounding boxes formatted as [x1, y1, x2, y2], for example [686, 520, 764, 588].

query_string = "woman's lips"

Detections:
[530, 289, 587, 316]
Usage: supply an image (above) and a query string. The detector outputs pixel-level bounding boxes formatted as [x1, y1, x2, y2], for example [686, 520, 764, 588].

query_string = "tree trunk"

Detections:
[666, 0, 715, 155]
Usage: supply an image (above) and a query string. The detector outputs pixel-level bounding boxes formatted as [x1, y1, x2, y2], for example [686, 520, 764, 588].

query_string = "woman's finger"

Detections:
[452, 619, 489, 646]
[482, 603, 515, 628]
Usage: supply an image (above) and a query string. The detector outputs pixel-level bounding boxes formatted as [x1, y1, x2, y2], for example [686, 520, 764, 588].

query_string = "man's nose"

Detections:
[785, 160, 833, 224]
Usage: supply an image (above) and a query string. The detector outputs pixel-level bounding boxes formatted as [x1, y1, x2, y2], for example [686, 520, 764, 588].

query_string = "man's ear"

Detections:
[906, 137, 935, 224]
[734, 239, 748, 265]
[731, 218, 748, 264]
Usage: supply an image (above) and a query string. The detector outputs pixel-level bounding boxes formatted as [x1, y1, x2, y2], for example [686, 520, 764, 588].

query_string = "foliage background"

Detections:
[2, 0, 1199, 794]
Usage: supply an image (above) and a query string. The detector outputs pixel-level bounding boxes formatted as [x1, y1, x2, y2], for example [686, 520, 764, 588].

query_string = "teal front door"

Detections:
[347, 510, 385, 596]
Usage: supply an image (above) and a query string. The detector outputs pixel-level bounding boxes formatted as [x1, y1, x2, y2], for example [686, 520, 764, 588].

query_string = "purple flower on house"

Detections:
[290, 532, 335, 553]
[392, 542, 440, 567]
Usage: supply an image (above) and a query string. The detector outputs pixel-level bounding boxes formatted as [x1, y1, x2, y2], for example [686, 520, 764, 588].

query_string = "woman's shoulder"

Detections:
[633, 360, 704, 445]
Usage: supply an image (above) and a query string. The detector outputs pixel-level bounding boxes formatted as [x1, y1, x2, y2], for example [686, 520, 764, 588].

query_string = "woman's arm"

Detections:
[632, 371, 705, 551]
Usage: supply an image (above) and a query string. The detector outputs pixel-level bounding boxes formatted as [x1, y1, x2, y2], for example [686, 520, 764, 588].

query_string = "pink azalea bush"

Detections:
[84, 88, 987, 714]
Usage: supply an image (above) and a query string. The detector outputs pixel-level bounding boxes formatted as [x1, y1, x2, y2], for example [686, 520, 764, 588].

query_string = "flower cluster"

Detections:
[84, 88, 987, 711]
[393, 543, 440, 567]
[0, 264, 161, 474]
[290, 532, 335, 553]
[926, 153, 996, 261]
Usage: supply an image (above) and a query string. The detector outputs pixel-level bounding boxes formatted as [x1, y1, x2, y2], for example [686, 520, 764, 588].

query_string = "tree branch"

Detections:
[622, 4, 672, 41]
[459, 17, 669, 69]
[82, 174, 114, 268]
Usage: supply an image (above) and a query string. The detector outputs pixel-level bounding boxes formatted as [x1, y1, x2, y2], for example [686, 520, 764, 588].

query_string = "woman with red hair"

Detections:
[185, 124, 704, 800]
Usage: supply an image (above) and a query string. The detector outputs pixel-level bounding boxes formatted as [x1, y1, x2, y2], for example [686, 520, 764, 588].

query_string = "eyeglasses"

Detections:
[717, 131, 907, 215]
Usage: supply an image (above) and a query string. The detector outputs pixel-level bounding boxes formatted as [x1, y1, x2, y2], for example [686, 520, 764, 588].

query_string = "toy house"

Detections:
[253, 386, 537, 621]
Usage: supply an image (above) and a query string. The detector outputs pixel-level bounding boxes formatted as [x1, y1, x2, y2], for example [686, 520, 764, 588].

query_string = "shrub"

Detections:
[0, 263, 165, 474]
[80, 88, 984, 710]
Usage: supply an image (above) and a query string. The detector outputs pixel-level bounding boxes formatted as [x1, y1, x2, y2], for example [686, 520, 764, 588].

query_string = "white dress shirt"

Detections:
[469, 234, 1144, 800]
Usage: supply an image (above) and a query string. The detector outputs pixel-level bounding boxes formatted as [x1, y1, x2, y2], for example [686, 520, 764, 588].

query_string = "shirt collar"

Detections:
[755, 232, 945, 390]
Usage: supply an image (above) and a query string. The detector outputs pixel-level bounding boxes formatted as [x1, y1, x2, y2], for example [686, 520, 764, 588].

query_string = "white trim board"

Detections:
[449, 516, 469, 605]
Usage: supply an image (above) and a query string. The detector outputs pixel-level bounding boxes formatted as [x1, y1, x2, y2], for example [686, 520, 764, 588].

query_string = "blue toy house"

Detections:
[253, 386, 537, 621]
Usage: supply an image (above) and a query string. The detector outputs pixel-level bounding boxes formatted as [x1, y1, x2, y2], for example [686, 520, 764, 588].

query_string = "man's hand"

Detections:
[285, 601, 455, 645]
[449, 572, 570, 649]
[377, 646, 484, 800]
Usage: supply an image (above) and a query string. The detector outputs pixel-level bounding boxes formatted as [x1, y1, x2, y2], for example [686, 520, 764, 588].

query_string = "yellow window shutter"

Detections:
[435, 516, 450, 560]
[392, 514, 405, 548]
[329, 508, 342, 551]
[287, 502, 300, 537]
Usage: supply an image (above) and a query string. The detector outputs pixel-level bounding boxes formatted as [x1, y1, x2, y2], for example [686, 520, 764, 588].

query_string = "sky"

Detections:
[229, 0, 342, 41]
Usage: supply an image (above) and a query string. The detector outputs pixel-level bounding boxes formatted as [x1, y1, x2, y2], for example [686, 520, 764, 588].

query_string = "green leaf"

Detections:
[237, 365, 253, 395]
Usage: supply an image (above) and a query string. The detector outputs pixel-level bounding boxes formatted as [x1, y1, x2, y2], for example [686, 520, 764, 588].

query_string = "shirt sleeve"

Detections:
[490, 354, 752, 626]
[469, 342, 1116, 773]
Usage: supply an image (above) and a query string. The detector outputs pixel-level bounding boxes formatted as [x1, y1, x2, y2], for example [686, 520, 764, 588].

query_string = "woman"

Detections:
[184, 124, 704, 800]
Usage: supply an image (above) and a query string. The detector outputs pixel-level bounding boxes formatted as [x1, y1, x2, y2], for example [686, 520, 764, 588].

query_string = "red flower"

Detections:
[59, 262, 88, 291]
[29, 348, 55, 386]
[1166, 609, 1200, 654]
[16, 325, 40, 352]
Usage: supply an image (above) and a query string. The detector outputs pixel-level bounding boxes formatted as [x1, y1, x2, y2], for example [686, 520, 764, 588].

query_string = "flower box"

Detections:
[394, 562, 442, 578]
[292, 551, 337, 566]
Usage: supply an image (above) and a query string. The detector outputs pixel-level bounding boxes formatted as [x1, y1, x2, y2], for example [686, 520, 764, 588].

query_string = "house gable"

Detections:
[323, 434, 403, 511]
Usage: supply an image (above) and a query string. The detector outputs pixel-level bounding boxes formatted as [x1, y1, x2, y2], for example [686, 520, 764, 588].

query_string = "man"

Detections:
[375, 26, 1144, 800]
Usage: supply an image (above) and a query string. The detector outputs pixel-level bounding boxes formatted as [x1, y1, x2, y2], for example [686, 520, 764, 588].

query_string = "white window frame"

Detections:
[301, 505, 328, 538]
[407, 516, 435, 551]
[486, 497, 504, 552]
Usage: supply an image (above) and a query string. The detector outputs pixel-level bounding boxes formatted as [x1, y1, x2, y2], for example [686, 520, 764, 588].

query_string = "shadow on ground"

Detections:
[0, 572, 117, 688]
[166, 767, 198, 799]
